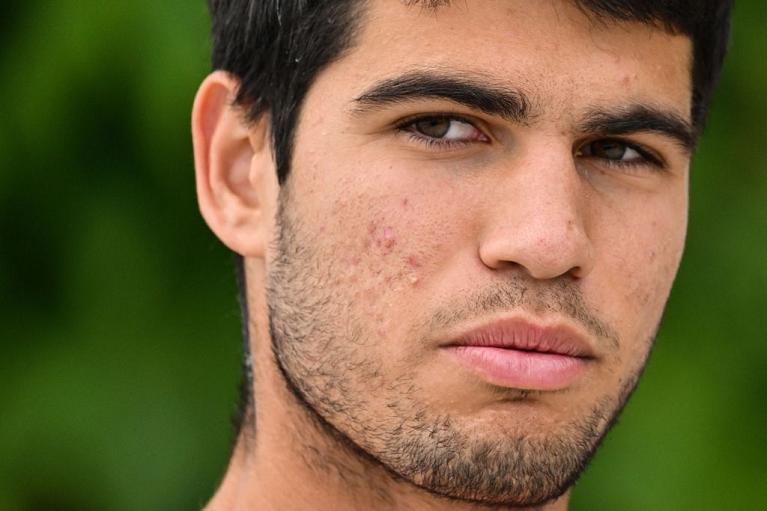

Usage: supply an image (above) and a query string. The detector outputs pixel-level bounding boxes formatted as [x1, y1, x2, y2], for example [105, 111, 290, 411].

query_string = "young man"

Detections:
[192, 1, 732, 509]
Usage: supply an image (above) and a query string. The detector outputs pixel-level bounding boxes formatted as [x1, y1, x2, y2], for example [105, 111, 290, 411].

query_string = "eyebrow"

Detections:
[578, 105, 696, 153]
[353, 71, 532, 123]
[352, 70, 695, 153]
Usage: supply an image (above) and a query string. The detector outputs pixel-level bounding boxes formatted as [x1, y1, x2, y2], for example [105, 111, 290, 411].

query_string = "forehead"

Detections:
[323, 0, 692, 119]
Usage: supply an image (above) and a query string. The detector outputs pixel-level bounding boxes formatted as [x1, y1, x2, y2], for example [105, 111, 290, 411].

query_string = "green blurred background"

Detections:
[0, 2, 764, 510]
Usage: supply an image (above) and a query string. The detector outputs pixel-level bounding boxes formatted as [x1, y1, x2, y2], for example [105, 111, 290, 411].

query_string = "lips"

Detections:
[441, 318, 595, 391]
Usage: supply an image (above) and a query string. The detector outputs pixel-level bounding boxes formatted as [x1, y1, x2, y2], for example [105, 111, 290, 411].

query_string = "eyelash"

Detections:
[576, 138, 665, 172]
[394, 114, 488, 150]
[394, 114, 666, 171]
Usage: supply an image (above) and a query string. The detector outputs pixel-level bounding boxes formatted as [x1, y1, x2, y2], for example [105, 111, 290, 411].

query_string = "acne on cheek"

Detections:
[327, 192, 453, 320]
[329, 217, 429, 340]
[369, 223, 397, 253]
[365, 221, 424, 287]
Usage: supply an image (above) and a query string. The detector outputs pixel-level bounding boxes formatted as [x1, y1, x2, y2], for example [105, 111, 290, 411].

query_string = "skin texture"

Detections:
[192, 1, 693, 509]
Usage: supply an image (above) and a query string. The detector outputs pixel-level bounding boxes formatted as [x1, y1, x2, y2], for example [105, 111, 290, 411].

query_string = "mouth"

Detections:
[441, 317, 596, 391]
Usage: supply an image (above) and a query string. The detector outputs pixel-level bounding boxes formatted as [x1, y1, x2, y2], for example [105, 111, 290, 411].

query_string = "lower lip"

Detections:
[443, 346, 587, 391]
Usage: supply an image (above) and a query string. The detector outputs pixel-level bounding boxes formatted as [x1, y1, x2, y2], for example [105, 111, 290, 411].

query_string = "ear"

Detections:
[192, 71, 278, 258]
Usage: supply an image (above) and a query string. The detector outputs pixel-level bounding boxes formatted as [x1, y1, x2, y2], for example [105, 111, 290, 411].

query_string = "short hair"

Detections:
[205, 0, 733, 436]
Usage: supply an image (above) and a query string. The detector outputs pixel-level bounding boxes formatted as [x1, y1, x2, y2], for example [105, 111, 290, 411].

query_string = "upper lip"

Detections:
[443, 317, 596, 359]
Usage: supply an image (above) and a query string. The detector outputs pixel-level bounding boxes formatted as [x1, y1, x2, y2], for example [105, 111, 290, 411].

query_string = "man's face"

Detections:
[266, 0, 692, 506]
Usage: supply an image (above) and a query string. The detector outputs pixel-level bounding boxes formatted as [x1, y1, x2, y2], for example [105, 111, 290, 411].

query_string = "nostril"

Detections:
[569, 265, 586, 279]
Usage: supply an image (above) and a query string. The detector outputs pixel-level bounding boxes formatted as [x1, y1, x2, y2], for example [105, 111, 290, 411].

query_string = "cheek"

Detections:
[289, 147, 475, 344]
[599, 206, 687, 343]
[316, 191, 459, 336]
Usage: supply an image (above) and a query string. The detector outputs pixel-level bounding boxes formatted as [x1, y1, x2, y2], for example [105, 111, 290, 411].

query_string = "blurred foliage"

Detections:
[0, 1, 764, 510]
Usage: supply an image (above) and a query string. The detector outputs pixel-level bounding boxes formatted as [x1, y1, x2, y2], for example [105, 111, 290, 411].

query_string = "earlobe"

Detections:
[192, 71, 276, 258]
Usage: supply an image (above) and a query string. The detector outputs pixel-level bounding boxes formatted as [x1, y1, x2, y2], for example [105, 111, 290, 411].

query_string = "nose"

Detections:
[478, 144, 594, 281]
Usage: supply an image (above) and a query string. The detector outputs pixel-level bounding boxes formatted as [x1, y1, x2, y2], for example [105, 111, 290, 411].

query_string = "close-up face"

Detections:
[265, 0, 693, 507]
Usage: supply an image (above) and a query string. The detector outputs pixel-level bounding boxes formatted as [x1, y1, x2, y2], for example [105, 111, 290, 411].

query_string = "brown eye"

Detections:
[590, 140, 628, 159]
[577, 139, 643, 163]
[403, 116, 488, 145]
[414, 117, 451, 138]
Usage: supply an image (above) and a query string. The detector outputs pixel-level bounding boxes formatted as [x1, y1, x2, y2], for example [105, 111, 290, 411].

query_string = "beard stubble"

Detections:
[265, 195, 653, 508]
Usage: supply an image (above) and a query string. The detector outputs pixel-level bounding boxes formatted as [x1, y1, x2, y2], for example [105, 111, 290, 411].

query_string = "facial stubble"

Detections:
[265, 195, 654, 508]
